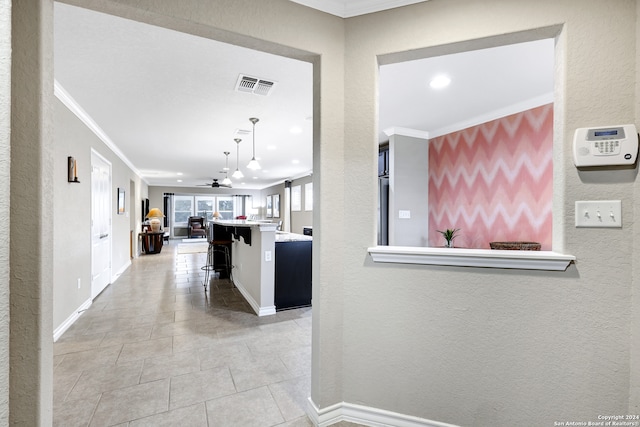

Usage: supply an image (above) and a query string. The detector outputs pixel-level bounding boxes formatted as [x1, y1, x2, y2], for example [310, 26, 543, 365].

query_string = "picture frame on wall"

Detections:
[141, 198, 149, 223]
[266, 195, 273, 218]
[117, 188, 125, 215]
[273, 194, 280, 218]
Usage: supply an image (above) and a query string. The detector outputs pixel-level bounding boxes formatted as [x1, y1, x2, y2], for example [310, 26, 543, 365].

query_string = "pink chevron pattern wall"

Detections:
[428, 103, 553, 250]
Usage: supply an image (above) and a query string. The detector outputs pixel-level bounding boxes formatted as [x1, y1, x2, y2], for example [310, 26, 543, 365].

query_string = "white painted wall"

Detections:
[230, 224, 277, 315]
[52, 98, 149, 334]
[388, 133, 429, 246]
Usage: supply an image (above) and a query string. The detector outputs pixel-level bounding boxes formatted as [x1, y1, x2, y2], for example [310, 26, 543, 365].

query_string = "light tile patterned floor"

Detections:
[53, 242, 314, 426]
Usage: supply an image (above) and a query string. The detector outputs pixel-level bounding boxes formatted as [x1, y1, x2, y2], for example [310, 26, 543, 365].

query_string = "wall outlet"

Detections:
[265, 251, 272, 262]
[575, 200, 622, 228]
[399, 210, 411, 219]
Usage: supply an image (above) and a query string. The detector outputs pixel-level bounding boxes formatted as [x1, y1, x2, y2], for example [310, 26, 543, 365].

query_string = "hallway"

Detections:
[53, 242, 313, 426]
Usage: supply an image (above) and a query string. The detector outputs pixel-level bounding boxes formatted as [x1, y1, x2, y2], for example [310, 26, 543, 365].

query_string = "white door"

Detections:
[91, 151, 112, 299]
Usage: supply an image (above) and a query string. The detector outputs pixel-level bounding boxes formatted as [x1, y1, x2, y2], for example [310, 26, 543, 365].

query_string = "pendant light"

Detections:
[221, 151, 232, 186]
[232, 138, 244, 179]
[247, 117, 261, 170]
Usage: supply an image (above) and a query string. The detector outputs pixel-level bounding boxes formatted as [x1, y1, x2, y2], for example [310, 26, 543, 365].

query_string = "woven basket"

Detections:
[489, 241, 541, 251]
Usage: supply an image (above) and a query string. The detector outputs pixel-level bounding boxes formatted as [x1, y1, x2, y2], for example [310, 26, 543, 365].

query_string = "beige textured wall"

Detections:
[631, 0, 640, 414]
[344, 0, 637, 425]
[10, 0, 54, 424]
[0, 0, 10, 423]
[8, 0, 640, 425]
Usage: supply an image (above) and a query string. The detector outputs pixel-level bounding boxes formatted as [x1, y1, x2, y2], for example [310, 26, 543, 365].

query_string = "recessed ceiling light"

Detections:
[290, 126, 302, 134]
[177, 172, 183, 176]
[429, 75, 451, 89]
[177, 179, 182, 183]
[292, 159, 300, 164]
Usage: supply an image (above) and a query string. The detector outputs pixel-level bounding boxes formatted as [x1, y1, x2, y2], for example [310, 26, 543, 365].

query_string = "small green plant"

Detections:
[437, 228, 460, 248]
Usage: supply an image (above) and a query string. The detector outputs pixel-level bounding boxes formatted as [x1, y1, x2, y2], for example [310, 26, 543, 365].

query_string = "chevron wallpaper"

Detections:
[428, 103, 553, 249]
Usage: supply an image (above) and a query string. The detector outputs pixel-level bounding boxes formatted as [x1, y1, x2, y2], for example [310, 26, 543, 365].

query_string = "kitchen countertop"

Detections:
[210, 219, 277, 229]
[275, 231, 313, 242]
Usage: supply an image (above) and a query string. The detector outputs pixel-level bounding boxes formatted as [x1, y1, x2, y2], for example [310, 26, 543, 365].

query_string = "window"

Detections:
[195, 196, 215, 220]
[174, 195, 242, 224]
[174, 196, 193, 225]
[217, 197, 234, 219]
[304, 183, 313, 211]
[291, 185, 301, 211]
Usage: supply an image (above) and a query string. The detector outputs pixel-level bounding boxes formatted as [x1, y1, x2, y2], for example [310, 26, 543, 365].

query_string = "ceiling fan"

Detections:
[197, 178, 231, 188]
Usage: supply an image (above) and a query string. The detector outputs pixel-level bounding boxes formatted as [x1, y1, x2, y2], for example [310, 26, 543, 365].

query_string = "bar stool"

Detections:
[202, 239, 232, 291]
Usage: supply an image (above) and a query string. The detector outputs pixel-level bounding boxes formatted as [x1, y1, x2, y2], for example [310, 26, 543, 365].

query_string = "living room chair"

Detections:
[188, 216, 207, 238]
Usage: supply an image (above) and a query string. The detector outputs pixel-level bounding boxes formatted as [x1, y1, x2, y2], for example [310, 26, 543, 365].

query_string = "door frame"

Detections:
[90, 149, 113, 299]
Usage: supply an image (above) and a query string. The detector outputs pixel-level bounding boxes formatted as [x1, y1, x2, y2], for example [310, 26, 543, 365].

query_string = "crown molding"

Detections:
[428, 92, 554, 139]
[54, 80, 148, 185]
[383, 126, 429, 140]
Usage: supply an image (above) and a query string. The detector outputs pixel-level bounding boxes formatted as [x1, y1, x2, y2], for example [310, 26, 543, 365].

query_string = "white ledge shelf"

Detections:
[367, 246, 576, 271]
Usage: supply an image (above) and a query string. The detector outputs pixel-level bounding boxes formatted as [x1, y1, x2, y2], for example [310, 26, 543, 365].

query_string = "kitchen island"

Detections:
[209, 220, 278, 316]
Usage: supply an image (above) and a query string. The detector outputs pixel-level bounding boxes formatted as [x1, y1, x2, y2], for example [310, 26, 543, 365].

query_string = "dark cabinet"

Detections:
[274, 240, 312, 310]
[378, 146, 389, 177]
[140, 232, 164, 254]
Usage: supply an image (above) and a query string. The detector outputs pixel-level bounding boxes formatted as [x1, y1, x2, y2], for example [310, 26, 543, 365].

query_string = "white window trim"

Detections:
[291, 185, 302, 212]
[367, 246, 575, 271]
[304, 182, 313, 211]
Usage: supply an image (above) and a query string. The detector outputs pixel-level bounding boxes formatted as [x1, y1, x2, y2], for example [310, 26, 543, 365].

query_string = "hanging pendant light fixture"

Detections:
[232, 138, 244, 179]
[247, 117, 261, 170]
[221, 151, 232, 186]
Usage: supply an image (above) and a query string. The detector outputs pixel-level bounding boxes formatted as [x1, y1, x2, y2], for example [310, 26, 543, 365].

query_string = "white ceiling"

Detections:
[53, 1, 554, 190]
[289, 0, 430, 18]
[379, 39, 555, 142]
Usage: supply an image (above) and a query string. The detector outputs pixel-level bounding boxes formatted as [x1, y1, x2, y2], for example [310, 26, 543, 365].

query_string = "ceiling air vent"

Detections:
[235, 74, 277, 96]
[235, 129, 252, 136]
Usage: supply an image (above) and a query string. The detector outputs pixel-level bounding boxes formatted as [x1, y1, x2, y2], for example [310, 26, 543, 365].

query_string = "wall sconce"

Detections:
[67, 156, 80, 183]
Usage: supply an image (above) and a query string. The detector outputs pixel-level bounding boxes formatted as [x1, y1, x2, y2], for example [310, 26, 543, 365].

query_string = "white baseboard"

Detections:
[111, 259, 131, 283]
[53, 298, 92, 342]
[232, 278, 276, 317]
[306, 398, 459, 427]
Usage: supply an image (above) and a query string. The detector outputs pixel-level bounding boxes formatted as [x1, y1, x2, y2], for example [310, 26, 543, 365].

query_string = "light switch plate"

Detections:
[399, 210, 411, 219]
[575, 200, 622, 228]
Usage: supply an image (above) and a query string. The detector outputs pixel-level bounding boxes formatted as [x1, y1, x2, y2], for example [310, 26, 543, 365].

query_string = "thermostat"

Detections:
[573, 124, 638, 167]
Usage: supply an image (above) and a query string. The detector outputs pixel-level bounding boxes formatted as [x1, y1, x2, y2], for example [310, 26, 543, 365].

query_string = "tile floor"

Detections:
[53, 241, 316, 426]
